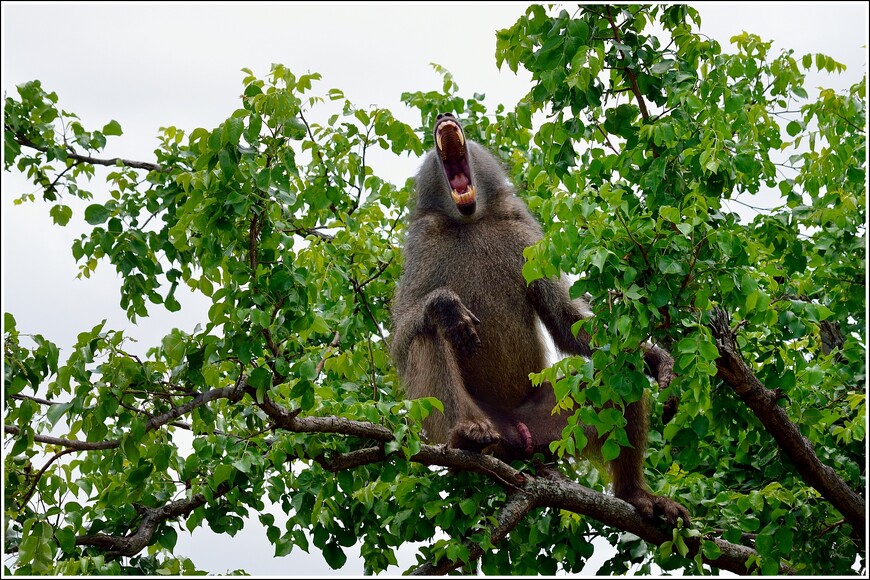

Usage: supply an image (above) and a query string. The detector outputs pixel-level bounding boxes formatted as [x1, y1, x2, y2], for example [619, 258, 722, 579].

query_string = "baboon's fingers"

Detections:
[445, 314, 481, 356]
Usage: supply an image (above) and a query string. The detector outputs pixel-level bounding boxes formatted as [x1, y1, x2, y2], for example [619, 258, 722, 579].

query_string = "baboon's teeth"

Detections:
[451, 185, 476, 206]
[436, 120, 465, 151]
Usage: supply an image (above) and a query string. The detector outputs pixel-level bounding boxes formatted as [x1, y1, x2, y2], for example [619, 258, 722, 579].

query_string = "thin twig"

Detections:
[7, 126, 163, 172]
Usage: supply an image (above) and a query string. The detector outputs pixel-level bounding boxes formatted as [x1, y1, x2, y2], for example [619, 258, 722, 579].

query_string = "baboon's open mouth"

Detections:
[435, 115, 476, 215]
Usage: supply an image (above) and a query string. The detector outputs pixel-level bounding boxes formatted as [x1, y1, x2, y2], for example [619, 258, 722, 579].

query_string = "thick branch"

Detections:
[240, 384, 395, 443]
[145, 386, 237, 431]
[530, 468, 795, 576]
[307, 442, 786, 575]
[9, 127, 163, 172]
[405, 463, 792, 576]
[289, 415, 395, 442]
[75, 482, 231, 558]
[4, 425, 118, 451]
[709, 309, 865, 540]
[11, 407, 780, 575]
[8, 379, 783, 573]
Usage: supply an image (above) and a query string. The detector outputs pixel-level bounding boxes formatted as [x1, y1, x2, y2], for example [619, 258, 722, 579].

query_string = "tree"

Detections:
[3, 4, 865, 575]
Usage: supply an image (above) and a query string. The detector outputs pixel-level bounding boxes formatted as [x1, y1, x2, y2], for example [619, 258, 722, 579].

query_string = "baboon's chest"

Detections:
[441, 224, 546, 404]
[443, 225, 528, 316]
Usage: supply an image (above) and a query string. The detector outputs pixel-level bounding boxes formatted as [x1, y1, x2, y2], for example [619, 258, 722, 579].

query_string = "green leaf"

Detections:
[755, 531, 775, 557]
[248, 367, 272, 391]
[102, 120, 123, 136]
[162, 333, 186, 362]
[84, 204, 110, 225]
[786, 121, 801, 137]
[702, 540, 722, 560]
[218, 148, 235, 179]
[158, 526, 178, 550]
[127, 462, 153, 486]
[591, 247, 609, 273]
[698, 340, 719, 362]
[275, 535, 294, 557]
[650, 59, 675, 74]
[45, 401, 72, 426]
[225, 117, 244, 145]
[56, 527, 76, 553]
[601, 437, 621, 461]
[323, 543, 347, 569]
[724, 94, 744, 114]
[49, 204, 73, 226]
[660, 206, 681, 223]
[122, 435, 141, 464]
[213, 464, 233, 487]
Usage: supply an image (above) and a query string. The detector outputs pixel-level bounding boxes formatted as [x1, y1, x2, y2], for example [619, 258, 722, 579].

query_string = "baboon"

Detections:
[390, 113, 689, 525]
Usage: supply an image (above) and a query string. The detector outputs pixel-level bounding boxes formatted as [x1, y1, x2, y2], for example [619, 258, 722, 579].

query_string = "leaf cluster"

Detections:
[3, 4, 865, 576]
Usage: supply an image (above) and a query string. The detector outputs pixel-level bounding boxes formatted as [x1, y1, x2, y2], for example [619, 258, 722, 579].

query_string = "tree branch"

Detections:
[8, 401, 784, 575]
[709, 308, 865, 541]
[17, 448, 79, 509]
[4, 385, 238, 453]
[75, 482, 232, 558]
[314, 331, 342, 378]
[406, 463, 795, 576]
[6, 371, 791, 574]
[604, 7, 650, 122]
[410, 490, 537, 575]
[8, 126, 163, 172]
[528, 467, 795, 576]
[4, 425, 118, 451]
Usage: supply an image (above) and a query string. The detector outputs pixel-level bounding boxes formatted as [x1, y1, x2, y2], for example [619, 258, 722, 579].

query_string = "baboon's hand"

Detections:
[645, 344, 675, 390]
[425, 292, 481, 356]
[644, 344, 679, 422]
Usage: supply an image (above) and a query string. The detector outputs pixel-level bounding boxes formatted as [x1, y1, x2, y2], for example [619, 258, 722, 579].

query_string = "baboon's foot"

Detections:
[618, 487, 690, 527]
[449, 418, 500, 452]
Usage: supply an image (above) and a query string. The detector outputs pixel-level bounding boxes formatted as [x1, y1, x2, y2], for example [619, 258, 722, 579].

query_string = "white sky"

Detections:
[1, 1, 867, 576]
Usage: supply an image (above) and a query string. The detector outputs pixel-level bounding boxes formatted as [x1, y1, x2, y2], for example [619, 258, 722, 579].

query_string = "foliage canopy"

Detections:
[3, 4, 865, 576]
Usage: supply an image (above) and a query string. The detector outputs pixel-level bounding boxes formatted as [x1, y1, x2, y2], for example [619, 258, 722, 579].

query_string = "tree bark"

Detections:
[709, 308, 865, 541]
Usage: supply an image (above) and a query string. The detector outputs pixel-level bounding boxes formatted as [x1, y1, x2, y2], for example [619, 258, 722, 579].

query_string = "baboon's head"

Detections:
[414, 113, 512, 222]
[433, 113, 477, 216]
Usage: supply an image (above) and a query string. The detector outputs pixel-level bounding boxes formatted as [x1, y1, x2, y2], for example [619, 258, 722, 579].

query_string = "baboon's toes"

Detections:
[654, 495, 691, 527]
[449, 419, 500, 452]
[619, 488, 691, 527]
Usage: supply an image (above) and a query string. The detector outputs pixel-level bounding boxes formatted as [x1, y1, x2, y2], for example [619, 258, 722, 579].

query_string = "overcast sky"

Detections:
[2, 2, 867, 576]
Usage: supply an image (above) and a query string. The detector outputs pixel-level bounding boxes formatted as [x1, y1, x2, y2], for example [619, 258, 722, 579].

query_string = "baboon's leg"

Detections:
[605, 397, 690, 526]
[403, 335, 499, 452]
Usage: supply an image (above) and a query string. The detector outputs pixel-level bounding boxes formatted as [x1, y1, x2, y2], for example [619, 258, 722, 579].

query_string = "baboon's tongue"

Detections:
[450, 172, 469, 193]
